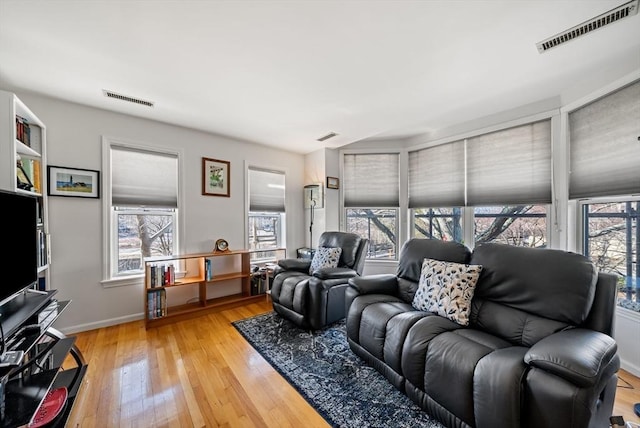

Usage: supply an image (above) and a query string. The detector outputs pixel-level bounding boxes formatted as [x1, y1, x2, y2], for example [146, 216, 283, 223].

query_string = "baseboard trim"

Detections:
[620, 358, 640, 378]
[58, 313, 145, 335]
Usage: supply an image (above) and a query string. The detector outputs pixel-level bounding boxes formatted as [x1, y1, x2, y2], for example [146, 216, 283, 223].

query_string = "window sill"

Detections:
[101, 275, 144, 288]
[616, 305, 640, 321]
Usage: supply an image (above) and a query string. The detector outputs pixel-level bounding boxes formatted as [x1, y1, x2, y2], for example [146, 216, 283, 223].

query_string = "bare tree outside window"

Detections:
[474, 205, 547, 247]
[413, 208, 463, 242]
[583, 201, 639, 312]
[117, 211, 174, 275]
[346, 209, 397, 259]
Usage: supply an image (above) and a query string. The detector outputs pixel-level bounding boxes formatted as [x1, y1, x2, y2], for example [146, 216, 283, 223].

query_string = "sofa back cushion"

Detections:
[469, 243, 598, 346]
[396, 239, 472, 302]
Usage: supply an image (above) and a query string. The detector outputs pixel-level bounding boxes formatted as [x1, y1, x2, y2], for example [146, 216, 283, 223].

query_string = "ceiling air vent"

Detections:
[103, 89, 154, 107]
[536, 0, 638, 53]
[317, 132, 338, 142]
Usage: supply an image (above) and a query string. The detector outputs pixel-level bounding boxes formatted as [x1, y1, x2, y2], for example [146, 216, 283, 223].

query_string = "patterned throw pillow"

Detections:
[411, 258, 483, 326]
[309, 247, 342, 274]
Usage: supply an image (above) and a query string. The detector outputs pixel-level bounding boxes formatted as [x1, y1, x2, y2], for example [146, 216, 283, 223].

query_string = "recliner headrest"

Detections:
[318, 231, 362, 268]
[397, 238, 472, 283]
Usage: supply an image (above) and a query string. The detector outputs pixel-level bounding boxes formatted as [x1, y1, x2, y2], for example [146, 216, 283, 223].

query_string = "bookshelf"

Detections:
[0, 291, 87, 428]
[0, 90, 50, 291]
[144, 249, 285, 328]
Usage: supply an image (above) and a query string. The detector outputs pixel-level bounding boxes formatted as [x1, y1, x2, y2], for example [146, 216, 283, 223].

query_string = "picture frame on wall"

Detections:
[326, 176, 339, 189]
[202, 157, 230, 197]
[47, 165, 100, 198]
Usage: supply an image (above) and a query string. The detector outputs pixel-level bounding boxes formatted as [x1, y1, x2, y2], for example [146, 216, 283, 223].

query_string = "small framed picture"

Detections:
[326, 176, 339, 189]
[202, 157, 230, 197]
[48, 166, 100, 198]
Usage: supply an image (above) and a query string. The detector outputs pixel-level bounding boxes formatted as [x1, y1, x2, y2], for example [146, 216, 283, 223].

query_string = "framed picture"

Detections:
[47, 166, 100, 198]
[202, 157, 230, 197]
[326, 176, 339, 189]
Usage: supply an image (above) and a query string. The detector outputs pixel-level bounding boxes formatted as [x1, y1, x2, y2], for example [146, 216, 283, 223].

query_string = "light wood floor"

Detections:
[64, 299, 640, 427]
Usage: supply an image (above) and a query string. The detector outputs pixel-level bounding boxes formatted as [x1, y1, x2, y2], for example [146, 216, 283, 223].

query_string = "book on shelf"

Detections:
[205, 258, 213, 281]
[147, 288, 167, 319]
[15, 115, 31, 147]
[32, 159, 42, 193]
[37, 228, 48, 268]
[15, 157, 42, 193]
[146, 263, 176, 287]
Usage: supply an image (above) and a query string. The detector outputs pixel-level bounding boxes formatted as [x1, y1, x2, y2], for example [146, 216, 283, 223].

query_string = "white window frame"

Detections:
[244, 163, 288, 261]
[340, 149, 404, 261]
[101, 136, 184, 288]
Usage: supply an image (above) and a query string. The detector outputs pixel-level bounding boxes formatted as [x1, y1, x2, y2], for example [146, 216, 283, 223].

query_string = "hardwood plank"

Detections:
[65, 300, 640, 427]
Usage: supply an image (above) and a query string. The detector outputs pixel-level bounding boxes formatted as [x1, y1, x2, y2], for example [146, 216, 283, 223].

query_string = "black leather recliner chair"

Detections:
[346, 239, 620, 428]
[270, 231, 369, 330]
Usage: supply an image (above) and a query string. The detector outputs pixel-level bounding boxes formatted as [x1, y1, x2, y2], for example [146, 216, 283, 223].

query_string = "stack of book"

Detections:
[147, 289, 166, 319]
[146, 264, 176, 287]
[15, 115, 31, 147]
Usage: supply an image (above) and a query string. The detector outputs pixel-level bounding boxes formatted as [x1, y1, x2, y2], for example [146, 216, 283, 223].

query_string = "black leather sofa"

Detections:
[270, 231, 368, 330]
[346, 239, 619, 428]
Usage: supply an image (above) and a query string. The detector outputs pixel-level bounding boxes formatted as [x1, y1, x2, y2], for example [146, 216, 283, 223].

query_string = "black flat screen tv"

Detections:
[0, 189, 38, 307]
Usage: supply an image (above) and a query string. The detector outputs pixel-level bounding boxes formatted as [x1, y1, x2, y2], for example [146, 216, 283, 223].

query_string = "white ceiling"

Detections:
[1, 1, 639, 154]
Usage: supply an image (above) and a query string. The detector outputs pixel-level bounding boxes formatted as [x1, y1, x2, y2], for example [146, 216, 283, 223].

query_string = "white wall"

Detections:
[10, 90, 306, 333]
[615, 308, 640, 377]
[304, 150, 325, 248]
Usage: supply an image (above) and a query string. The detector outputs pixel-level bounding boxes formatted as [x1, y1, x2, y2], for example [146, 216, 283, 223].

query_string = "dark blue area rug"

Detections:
[232, 311, 445, 428]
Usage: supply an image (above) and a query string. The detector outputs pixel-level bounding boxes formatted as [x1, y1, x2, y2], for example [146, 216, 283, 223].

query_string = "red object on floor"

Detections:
[29, 386, 68, 428]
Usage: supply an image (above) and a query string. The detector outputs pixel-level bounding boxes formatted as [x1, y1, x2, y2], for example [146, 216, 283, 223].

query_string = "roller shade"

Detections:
[111, 146, 178, 208]
[249, 168, 285, 212]
[408, 140, 465, 208]
[344, 153, 399, 207]
[569, 80, 640, 199]
[466, 120, 552, 205]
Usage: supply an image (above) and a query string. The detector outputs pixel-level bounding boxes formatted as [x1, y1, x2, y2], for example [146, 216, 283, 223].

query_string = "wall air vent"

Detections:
[103, 89, 154, 107]
[317, 132, 338, 142]
[536, 0, 638, 53]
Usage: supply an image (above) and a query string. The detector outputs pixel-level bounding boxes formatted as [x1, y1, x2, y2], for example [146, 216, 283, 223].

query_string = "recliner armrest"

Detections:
[348, 274, 399, 295]
[524, 328, 618, 387]
[277, 258, 312, 273]
[312, 267, 358, 280]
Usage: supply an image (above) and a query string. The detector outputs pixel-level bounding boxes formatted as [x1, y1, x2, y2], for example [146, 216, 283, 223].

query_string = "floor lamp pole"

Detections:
[309, 199, 316, 248]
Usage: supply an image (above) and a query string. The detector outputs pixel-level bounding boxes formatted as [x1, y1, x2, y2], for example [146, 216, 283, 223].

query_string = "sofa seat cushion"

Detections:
[471, 299, 572, 347]
[347, 295, 451, 376]
[405, 328, 515, 427]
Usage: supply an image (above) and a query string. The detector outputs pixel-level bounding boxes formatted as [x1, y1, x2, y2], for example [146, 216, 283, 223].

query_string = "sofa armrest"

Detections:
[348, 274, 399, 296]
[524, 329, 618, 387]
[312, 267, 358, 280]
[276, 258, 311, 274]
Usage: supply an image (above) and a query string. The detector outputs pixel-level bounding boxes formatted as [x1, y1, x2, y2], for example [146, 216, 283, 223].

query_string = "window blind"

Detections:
[569, 80, 640, 199]
[466, 120, 552, 205]
[249, 168, 285, 212]
[343, 153, 399, 207]
[408, 141, 465, 208]
[111, 146, 178, 208]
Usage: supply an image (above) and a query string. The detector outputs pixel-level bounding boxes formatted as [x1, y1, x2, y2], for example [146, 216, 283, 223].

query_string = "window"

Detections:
[343, 153, 399, 259]
[582, 201, 639, 312]
[105, 141, 180, 281]
[568, 80, 640, 200]
[346, 209, 398, 259]
[409, 140, 464, 243]
[248, 167, 285, 262]
[412, 208, 463, 242]
[569, 80, 640, 312]
[408, 119, 551, 247]
[474, 205, 547, 247]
